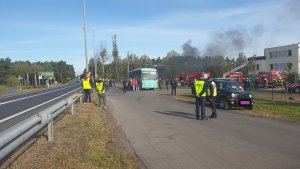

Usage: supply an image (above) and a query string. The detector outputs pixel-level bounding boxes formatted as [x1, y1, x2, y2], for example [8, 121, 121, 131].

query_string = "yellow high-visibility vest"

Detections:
[207, 81, 217, 96]
[96, 82, 105, 94]
[194, 80, 206, 96]
[82, 78, 92, 89]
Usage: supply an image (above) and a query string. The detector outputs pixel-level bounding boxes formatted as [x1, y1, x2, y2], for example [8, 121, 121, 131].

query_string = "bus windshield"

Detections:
[142, 71, 157, 80]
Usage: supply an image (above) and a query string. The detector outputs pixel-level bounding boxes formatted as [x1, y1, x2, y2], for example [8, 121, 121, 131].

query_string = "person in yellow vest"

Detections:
[207, 77, 217, 119]
[95, 78, 107, 109]
[194, 77, 208, 120]
[82, 72, 93, 104]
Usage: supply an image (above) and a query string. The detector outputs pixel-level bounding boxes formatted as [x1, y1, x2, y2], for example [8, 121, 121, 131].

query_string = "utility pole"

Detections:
[82, 0, 89, 72]
[92, 30, 97, 78]
[127, 52, 130, 78]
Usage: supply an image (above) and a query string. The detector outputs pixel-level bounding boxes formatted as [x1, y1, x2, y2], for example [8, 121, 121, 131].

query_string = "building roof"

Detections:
[247, 56, 266, 61]
[264, 43, 300, 50]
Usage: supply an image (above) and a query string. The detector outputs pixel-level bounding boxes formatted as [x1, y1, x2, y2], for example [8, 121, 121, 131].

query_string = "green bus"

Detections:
[129, 68, 158, 89]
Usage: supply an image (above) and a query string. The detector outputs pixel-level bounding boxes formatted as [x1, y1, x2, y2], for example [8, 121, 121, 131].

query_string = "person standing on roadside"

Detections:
[95, 78, 107, 109]
[158, 78, 162, 90]
[170, 77, 177, 96]
[132, 78, 137, 91]
[137, 78, 142, 91]
[123, 79, 128, 93]
[194, 77, 208, 120]
[207, 77, 217, 119]
[165, 79, 169, 91]
[82, 72, 93, 104]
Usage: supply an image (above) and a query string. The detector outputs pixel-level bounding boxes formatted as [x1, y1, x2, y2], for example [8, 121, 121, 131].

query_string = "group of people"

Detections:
[158, 78, 178, 96]
[122, 78, 142, 93]
[82, 71, 217, 120]
[193, 77, 217, 120]
[81, 71, 111, 109]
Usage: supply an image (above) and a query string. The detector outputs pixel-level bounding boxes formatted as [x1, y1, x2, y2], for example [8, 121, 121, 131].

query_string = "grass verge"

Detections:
[1, 95, 139, 169]
[0, 86, 6, 95]
[177, 93, 300, 122]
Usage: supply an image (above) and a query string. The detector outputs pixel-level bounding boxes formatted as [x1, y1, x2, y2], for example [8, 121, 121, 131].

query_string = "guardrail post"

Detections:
[71, 103, 75, 115]
[48, 114, 54, 141]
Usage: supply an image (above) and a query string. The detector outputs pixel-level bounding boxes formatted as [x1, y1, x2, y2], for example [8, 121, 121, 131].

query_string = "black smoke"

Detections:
[182, 40, 200, 57]
[204, 29, 250, 57]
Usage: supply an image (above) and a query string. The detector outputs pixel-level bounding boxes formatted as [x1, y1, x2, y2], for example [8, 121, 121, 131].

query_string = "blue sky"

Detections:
[1, 0, 299, 75]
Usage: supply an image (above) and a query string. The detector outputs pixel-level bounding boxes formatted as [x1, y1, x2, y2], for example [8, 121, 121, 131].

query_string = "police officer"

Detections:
[95, 78, 107, 109]
[194, 77, 207, 120]
[82, 72, 93, 104]
[170, 77, 177, 96]
[207, 77, 217, 119]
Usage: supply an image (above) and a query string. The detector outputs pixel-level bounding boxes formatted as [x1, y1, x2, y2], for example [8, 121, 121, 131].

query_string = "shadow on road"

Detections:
[154, 110, 196, 120]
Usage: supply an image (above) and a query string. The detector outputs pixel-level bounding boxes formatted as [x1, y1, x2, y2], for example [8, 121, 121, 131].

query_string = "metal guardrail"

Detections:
[0, 93, 82, 160]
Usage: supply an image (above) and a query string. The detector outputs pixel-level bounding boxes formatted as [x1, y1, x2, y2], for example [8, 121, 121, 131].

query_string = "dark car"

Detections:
[287, 80, 300, 93]
[213, 79, 254, 110]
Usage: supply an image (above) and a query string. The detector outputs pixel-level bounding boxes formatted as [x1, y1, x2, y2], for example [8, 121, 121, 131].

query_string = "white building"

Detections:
[251, 43, 300, 79]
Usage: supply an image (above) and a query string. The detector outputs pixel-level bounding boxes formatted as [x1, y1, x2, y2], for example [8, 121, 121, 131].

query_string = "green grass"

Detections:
[4, 93, 139, 169]
[0, 86, 6, 95]
[177, 93, 300, 122]
[241, 100, 300, 121]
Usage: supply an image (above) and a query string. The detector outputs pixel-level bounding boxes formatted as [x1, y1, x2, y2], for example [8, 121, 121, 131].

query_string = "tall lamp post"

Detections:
[82, 0, 89, 72]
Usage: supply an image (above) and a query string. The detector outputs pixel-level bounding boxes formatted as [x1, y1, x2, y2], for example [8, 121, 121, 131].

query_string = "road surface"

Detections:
[108, 87, 300, 169]
[0, 82, 81, 131]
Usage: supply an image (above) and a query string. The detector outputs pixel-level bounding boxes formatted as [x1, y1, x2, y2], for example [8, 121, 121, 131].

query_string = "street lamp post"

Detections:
[82, 0, 89, 72]
[127, 52, 130, 78]
[92, 30, 97, 78]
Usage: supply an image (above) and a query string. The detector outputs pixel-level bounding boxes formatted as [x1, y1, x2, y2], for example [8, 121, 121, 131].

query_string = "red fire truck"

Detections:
[258, 71, 284, 88]
[223, 72, 246, 84]
[176, 72, 211, 86]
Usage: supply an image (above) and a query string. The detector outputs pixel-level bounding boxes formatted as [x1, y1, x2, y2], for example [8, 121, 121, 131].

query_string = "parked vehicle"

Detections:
[258, 71, 284, 88]
[129, 68, 158, 89]
[287, 80, 300, 93]
[223, 72, 246, 84]
[177, 72, 210, 86]
[212, 79, 254, 110]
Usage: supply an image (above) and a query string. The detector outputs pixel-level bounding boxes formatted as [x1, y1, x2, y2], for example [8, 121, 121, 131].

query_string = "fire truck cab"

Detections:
[223, 72, 246, 84]
[258, 71, 284, 88]
[177, 72, 211, 86]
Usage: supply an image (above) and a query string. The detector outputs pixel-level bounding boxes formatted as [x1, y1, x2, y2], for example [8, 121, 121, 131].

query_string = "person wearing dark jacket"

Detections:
[123, 79, 128, 93]
[170, 78, 177, 96]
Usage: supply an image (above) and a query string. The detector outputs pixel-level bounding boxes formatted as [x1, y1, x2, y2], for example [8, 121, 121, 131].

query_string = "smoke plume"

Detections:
[182, 40, 200, 57]
[204, 29, 250, 57]
[284, 0, 300, 20]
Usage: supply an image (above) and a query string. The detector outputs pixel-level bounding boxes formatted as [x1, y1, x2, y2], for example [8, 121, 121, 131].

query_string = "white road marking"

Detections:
[0, 83, 79, 106]
[0, 87, 81, 123]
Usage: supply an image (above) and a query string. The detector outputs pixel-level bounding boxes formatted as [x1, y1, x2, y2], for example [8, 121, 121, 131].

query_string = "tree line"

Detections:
[87, 36, 253, 80]
[0, 58, 75, 86]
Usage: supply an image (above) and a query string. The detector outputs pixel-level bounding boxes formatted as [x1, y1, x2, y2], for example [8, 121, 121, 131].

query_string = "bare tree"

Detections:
[98, 46, 109, 76]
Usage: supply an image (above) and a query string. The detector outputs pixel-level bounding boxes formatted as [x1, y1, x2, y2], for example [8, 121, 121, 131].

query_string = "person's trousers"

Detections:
[210, 96, 217, 117]
[171, 88, 176, 96]
[98, 93, 106, 107]
[123, 86, 127, 93]
[195, 96, 206, 119]
[84, 89, 91, 103]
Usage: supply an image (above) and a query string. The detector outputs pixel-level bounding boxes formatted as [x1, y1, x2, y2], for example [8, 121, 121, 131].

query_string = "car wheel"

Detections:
[219, 98, 229, 110]
[294, 87, 300, 93]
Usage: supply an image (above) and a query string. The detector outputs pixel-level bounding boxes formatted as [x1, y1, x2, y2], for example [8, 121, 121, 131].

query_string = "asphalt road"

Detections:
[0, 81, 81, 131]
[108, 87, 300, 169]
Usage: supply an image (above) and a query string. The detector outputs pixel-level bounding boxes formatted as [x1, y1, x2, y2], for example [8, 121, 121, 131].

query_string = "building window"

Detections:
[270, 64, 273, 70]
[256, 64, 259, 71]
[288, 50, 292, 56]
[270, 52, 273, 59]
